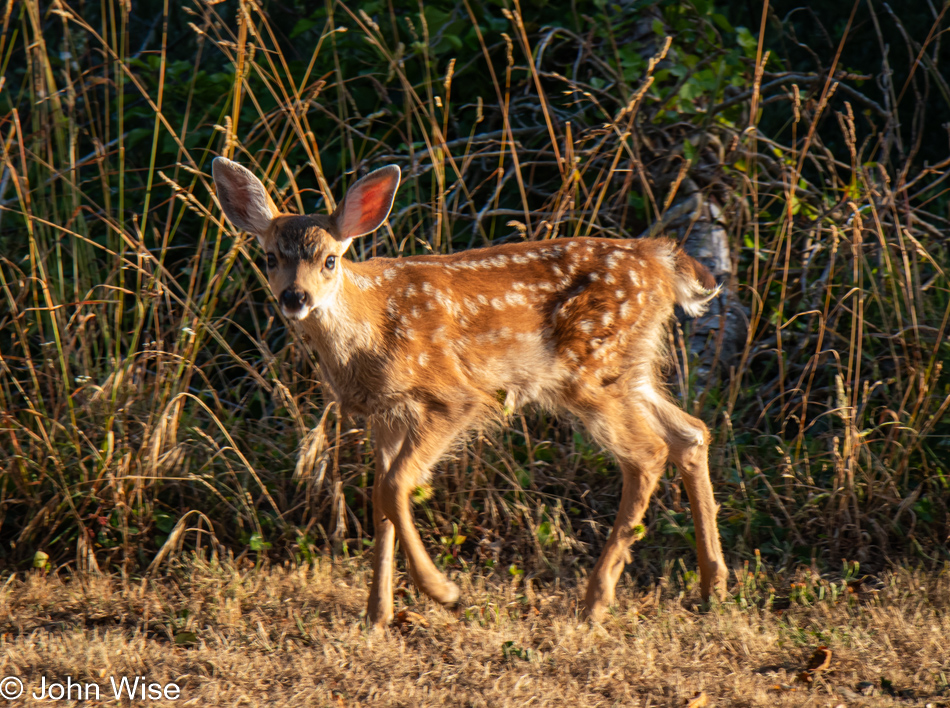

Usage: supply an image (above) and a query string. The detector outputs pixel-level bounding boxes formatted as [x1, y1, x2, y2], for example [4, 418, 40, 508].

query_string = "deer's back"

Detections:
[308, 237, 680, 420]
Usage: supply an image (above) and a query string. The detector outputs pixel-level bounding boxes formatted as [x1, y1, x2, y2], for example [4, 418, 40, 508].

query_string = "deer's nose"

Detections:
[280, 288, 309, 312]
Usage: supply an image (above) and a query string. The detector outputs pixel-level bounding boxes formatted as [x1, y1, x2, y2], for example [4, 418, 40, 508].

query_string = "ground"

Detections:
[1, 559, 948, 707]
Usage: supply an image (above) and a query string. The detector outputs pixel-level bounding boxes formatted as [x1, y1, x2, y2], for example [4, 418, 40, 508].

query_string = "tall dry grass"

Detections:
[0, 0, 947, 585]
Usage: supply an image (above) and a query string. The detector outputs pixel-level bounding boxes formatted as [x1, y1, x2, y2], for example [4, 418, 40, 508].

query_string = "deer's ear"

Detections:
[332, 166, 401, 246]
[212, 157, 280, 239]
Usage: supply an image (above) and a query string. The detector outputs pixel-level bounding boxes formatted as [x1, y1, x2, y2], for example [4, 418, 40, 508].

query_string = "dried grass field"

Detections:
[2, 561, 949, 706]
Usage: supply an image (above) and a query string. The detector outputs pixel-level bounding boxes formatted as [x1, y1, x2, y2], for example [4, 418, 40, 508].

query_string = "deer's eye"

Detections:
[325, 255, 336, 270]
[266, 253, 277, 269]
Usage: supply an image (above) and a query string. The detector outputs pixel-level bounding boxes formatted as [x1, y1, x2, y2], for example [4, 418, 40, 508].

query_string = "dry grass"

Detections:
[2, 560, 949, 706]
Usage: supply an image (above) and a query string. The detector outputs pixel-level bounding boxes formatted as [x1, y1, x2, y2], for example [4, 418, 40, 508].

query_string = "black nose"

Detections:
[280, 288, 308, 311]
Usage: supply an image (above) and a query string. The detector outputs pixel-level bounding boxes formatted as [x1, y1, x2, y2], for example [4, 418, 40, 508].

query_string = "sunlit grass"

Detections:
[2, 560, 949, 705]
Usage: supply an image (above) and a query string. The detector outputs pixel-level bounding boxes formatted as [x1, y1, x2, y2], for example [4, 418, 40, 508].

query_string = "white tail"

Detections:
[671, 248, 721, 317]
[212, 157, 728, 628]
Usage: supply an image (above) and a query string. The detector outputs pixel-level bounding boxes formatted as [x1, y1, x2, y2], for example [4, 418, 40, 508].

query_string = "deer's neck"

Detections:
[299, 262, 384, 371]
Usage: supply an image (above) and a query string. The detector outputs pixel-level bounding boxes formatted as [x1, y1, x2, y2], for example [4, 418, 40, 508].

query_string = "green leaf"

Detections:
[536, 521, 553, 546]
[712, 13, 734, 32]
[154, 512, 176, 534]
[290, 18, 319, 39]
[249, 532, 271, 552]
[515, 467, 531, 489]
[683, 139, 697, 162]
[174, 631, 197, 646]
[736, 27, 758, 56]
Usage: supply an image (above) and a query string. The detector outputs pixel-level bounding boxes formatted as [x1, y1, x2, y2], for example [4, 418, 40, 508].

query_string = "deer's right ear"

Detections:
[211, 157, 280, 239]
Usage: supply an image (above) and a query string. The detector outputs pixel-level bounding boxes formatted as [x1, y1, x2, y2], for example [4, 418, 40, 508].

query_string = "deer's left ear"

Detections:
[332, 166, 401, 247]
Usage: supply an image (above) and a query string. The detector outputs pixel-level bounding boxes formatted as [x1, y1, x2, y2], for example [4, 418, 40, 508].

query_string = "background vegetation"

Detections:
[1, 0, 948, 593]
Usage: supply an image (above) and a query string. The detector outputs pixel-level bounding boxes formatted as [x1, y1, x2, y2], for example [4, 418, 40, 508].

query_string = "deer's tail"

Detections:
[671, 249, 720, 317]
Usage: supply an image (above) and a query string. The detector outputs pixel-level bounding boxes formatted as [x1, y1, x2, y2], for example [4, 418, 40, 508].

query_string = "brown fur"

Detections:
[212, 157, 728, 628]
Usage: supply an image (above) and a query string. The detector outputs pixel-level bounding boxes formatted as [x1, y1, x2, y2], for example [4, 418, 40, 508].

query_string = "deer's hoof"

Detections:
[439, 580, 461, 606]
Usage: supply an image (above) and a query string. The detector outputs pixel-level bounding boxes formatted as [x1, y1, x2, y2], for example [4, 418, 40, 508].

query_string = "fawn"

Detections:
[212, 157, 728, 627]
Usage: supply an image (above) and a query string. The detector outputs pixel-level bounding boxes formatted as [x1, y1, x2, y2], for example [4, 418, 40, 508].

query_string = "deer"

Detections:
[211, 156, 729, 628]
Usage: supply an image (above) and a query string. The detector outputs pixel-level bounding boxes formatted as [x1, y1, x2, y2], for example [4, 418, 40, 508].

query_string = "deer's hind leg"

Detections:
[573, 396, 670, 621]
[639, 389, 728, 601]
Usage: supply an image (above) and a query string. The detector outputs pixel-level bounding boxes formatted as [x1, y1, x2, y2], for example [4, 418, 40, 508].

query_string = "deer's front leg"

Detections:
[367, 509, 397, 628]
[375, 405, 477, 608]
[367, 421, 407, 629]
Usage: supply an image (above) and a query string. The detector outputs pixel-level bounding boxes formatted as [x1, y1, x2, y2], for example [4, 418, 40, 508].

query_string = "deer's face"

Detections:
[259, 215, 348, 320]
[211, 157, 400, 322]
